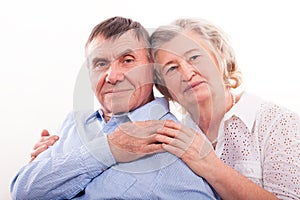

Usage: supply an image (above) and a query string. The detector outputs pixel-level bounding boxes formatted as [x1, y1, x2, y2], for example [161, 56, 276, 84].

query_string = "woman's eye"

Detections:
[190, 55, 201, 62]
[166, 65, 178, 74]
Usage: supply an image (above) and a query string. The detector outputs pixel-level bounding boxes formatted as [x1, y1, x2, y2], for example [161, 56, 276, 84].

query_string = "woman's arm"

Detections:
[29, 129, 59, 162]
[260, 110, 300, 199]
[156, 120, 278, 200]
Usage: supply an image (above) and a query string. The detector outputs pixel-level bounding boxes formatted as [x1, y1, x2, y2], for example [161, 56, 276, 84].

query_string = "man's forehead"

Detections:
[87, 32, 147, 58]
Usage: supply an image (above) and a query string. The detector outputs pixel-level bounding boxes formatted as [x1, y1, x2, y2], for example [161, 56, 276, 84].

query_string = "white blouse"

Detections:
[214, 92, 300, 199]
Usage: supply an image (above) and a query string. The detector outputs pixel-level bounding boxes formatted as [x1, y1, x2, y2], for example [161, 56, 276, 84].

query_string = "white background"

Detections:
[1, 0, 299, 199]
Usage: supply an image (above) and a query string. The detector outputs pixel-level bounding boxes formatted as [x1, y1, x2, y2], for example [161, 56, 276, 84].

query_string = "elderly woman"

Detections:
[150, 19, 299, 199]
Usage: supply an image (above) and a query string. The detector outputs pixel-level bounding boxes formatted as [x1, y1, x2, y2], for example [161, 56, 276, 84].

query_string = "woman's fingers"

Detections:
[155, 121, 213, 161]
[157, 125, 195, 145]
[31, 144, 47, 158]
[161, 143, 185, 158]
[143, 143, 165, 154]
[30, 130, 59, 162]
[161, 120, 196, 137]
[33, 135, 59, 150]
[155, 134, 188, 152]
[29, 144, 48, 162]
[162, 120, 182, 130]
[41, 129, 50, 137]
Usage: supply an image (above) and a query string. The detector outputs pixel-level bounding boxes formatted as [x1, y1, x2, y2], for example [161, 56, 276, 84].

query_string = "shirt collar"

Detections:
[85, 97, 170, 123]
[128, 97, 170, 122]
[85, 110, 101, 124]
[223, 92, 263, 130]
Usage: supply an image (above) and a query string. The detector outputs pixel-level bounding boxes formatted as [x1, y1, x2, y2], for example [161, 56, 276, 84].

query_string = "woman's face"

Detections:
[155, 30, 226, 112]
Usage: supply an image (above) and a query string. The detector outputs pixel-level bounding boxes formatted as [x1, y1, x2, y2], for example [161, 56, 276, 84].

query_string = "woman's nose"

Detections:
[181, 62, 196, 81]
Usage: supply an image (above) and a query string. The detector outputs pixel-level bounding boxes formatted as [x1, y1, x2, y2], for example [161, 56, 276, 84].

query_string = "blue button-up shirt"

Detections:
[11, 97, 219, 199]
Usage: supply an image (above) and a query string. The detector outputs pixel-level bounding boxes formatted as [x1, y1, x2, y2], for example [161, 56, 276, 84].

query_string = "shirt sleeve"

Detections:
[262, 110, 300, 199]
[10, 112, 117, 200]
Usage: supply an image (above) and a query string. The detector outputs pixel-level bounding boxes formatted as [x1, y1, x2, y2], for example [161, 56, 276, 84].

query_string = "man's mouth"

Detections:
[104, 88, 132, 95]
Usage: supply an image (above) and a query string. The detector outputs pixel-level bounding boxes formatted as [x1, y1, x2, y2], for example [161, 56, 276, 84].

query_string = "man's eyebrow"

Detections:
[116, 49, 135, 58]
[90, 49, 136, 65]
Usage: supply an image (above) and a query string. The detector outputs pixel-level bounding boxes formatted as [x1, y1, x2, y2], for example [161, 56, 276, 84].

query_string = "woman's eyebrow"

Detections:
[162, 61, 175, 70]
[183, 48, 202, 57]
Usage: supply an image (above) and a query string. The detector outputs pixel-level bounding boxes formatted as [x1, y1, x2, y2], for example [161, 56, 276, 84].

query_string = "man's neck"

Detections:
[103, 114, 112, 122]
[102, 92, 155, 122]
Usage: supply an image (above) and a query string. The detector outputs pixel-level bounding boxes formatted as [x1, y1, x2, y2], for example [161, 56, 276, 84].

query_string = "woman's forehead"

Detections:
[157, 31, 209, 58]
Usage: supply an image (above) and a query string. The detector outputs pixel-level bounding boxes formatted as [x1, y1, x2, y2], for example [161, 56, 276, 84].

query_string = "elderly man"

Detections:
[11, 16, 219, 199]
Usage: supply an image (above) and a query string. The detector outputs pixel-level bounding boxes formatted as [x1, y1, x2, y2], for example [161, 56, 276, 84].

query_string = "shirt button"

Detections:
[246, 168, 254, 173]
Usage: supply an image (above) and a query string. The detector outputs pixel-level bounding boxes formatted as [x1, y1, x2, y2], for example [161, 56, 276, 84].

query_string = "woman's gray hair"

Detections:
[150, 18, 243, 100]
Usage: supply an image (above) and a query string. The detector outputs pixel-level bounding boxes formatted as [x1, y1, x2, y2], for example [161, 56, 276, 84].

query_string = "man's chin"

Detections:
[108, 105, 130, 115]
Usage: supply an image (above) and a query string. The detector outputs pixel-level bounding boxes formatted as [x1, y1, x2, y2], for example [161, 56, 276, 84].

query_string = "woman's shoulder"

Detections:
[238, 92, 299, 127]
[249, 95, 300, 130]
[259, 99, 298, 119]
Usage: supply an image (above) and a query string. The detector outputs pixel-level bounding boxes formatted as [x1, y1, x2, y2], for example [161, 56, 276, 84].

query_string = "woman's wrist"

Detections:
[197, 151, 224, 184]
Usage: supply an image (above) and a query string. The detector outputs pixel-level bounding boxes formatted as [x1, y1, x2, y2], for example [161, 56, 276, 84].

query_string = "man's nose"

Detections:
[105, 61, 124, 84]
[181, 62, 196, 81]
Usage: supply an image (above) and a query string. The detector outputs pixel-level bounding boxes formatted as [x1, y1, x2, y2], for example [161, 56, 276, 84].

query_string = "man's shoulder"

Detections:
[72, 109, 96, 120]
[55, 109, 99, 142]
[60, 110, 96, 123]
[58, 109, 97, 132]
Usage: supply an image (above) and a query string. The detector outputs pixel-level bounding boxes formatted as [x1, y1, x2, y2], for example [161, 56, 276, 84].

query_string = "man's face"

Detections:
[86, 31, 154, 116]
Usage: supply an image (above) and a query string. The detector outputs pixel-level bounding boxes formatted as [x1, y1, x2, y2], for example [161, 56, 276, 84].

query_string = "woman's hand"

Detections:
[155, 120, 214, 175]
[29, 129, 59, 162]
[156, 120, 278, 199]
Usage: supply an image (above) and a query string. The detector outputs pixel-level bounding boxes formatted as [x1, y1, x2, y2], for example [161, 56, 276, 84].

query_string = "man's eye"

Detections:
[123, 56, 134, 64]
[95, 62, 107, 68]
[124, 58, 134, 63]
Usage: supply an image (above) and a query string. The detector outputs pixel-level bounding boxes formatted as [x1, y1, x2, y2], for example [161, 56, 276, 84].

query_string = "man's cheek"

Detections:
[89, 74, 101, 91]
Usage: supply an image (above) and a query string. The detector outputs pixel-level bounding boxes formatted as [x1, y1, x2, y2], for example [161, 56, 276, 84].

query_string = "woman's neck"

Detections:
[188, 98, 215, 134]
[188, 90, 235, 142]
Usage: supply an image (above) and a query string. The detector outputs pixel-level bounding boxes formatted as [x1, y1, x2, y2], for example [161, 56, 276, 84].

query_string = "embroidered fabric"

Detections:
[217, 99, 300, 199]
